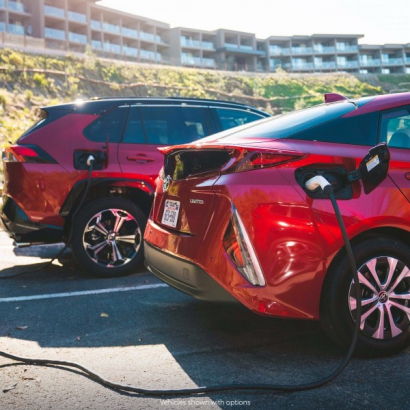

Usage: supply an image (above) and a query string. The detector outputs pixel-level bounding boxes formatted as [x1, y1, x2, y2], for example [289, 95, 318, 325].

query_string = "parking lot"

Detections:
[0, 230, 409, 410]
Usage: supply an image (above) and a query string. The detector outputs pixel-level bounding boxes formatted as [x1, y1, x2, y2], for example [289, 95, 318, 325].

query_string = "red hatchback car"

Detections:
[144, 93, 410, 356]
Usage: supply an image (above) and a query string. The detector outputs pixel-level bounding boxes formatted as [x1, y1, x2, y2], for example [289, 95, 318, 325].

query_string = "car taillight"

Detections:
[223, 205, 265, 287]
[222, 147, 306, 174]
[3, 145, 57, 164]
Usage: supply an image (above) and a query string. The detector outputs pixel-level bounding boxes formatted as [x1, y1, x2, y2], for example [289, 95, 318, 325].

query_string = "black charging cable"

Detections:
[0, 156, 95, 280]
[0, 177, 363, 395]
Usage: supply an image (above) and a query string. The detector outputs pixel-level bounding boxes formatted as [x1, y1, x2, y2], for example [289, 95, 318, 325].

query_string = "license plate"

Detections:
[161, 200, 180, 228]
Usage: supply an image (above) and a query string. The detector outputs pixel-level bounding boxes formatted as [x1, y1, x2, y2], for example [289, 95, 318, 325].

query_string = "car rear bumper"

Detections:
[144, 241, 237, 303]
[0, 196, 63, 245]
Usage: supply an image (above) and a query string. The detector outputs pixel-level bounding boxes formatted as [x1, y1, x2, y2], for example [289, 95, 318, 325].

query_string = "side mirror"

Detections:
[349, 143, 390, 194]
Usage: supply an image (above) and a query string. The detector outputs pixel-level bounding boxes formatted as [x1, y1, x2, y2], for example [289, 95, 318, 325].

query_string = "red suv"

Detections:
[1, 97, 269, 276]
[144, 93, 410, 356]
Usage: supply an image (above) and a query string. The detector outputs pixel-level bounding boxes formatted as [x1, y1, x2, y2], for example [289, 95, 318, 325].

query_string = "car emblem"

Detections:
[163, 176, 172, 192]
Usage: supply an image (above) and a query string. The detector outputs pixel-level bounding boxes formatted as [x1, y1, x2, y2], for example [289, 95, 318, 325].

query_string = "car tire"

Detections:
[320, 235, 410, 357]
[70, 197, 147, 278]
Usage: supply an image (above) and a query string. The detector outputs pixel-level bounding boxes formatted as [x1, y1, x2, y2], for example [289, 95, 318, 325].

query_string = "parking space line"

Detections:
[0, 284, 168, 303]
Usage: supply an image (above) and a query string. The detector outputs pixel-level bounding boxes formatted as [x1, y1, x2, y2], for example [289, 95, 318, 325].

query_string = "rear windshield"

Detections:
[220, 101, 356, 141]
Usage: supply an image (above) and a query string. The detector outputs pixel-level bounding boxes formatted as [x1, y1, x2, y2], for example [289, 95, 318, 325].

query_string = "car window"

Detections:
[139, 107, 208, 145]
[289, 112, 379, 146]
[214, 108, 264, 131]
[83, 106, 129, 143]
[122, 108, 146, 143]
[380, 109, 410, 149]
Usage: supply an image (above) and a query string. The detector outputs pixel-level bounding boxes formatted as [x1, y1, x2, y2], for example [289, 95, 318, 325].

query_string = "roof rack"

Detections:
[89, 96, 252, 107]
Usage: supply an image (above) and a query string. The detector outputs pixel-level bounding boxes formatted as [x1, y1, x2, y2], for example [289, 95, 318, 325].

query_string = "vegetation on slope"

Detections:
[1, 48, 409, 146]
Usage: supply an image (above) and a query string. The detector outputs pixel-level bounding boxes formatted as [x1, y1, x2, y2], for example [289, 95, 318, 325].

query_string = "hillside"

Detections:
[1, 47, 410, 146]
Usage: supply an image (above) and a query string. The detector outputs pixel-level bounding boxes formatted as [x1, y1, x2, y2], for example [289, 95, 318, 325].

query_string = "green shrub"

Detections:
[24, 90, 33, 102]
[33, 72, 48, 88]
[8, 52, 24, 67]
[0, 90, 8, 108]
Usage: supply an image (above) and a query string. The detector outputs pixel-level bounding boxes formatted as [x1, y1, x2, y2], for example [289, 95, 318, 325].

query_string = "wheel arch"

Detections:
[61, 178, 154, 242]
[322, 226, 410, 300]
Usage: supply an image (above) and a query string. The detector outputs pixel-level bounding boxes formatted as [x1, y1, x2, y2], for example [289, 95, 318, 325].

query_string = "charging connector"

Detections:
[86, 155, 95, 167]
[305, 175, 333, 195]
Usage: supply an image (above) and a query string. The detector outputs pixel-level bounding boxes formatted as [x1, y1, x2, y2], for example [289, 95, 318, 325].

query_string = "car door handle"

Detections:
[126, 154, 155, 164]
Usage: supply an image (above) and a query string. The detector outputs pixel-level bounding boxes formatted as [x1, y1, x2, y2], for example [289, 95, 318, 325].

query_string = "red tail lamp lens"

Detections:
[223, 208, 266, 287]
[222, 148, 306, 174]
[4, 145, 56, 164]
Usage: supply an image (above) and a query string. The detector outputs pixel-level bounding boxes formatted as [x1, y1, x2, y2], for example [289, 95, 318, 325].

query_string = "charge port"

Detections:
[295, 166, 352, 199]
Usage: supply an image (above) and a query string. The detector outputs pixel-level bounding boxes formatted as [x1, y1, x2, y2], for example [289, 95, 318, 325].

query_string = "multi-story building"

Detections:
[1, 0, 410, 74]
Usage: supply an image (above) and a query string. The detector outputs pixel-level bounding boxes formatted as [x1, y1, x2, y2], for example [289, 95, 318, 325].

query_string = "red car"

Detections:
[144, 93, 410, 356]
[0, 98, 269, 277]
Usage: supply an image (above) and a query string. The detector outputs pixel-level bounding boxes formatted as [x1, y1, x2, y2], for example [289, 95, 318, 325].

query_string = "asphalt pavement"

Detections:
[0, 230, 409, 410]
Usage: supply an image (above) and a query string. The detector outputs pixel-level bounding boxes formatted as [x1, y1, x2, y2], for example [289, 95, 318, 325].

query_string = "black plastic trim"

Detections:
[0, 197, 63, 244]
[144, 242, 237, 303]
[60, 178, 155, 217]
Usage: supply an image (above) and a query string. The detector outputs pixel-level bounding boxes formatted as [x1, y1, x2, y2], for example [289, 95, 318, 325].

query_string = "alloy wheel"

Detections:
[82, 208, 141, 268]
[349, 256, 410, 340]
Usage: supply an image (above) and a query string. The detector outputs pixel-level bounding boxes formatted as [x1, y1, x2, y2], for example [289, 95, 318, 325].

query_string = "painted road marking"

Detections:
[0, 284, 169, 303]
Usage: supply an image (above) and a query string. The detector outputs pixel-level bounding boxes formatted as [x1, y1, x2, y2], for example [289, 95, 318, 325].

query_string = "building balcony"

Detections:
[103, 22, 121, 35]
[202, 41, 215, 50]
[338, 61, 359, 68]
[68, 32, 87, 44]
[8, 1, 26, 13]
[203, 57, 216, 68]
[270, 63, 292, 71]
[225, 43, 253, 51]
[0, 0, 5, 9]
[359, 59, 381, 67]
[91, 40, 102, 50]
[91, 20, 101, 30]
[182, 55, 201, 66]
[0, 21, 6, 32]
[382, 58, 404, 66]
[122, 27, 138, 39]
[405, 58, 410, 65]
[140, 31, 155, 42]
[336, 45, 358, 53]
[44, 5, 65, 19]
[140, 49, 156, 60]
[181, 37, 201, 48]
[123, 46, 137, 57]
[103, 43, 121, 54]
[68, 11, 87, 24]
[313, 46, 335, 54]
[269, 47, 291, 56]
[156, 35, 166, 44]
[292, 47, 313, 55]
[223, 43, 264, 56]
[45, 27, 66, 41]
[292, 62, 314, 70]
[315, 61, 337, 69]
[8, 23, 25, 35]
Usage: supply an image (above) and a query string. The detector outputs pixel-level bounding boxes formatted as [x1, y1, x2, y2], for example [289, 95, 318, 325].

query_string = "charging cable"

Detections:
[0, 156, 96, 280]
[0, 174, 363, 394]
